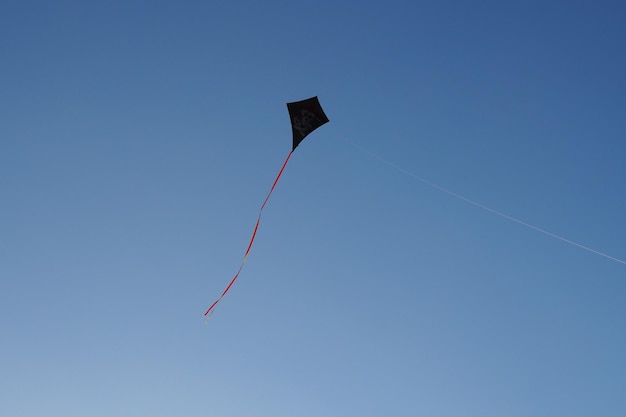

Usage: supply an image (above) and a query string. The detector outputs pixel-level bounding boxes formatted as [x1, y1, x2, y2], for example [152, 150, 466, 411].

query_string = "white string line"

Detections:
[339, 134, 626, 266]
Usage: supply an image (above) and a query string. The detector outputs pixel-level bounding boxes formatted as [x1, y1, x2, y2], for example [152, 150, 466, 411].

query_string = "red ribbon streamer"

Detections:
[204, 151, 293, 318]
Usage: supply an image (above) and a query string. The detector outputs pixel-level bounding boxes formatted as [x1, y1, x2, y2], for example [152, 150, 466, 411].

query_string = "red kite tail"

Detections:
[204, 151, 293, 319]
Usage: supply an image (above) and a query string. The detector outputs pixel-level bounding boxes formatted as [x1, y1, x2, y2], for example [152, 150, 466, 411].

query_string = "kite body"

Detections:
[204, 97, 329, 319]
[287, 96, 330, 151]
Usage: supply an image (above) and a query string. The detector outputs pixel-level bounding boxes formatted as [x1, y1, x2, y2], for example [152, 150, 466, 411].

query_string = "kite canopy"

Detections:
[287, 96, 330, 151]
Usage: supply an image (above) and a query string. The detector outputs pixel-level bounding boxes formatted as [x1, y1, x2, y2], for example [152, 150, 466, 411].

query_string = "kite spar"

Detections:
[204, 97, 330, 319]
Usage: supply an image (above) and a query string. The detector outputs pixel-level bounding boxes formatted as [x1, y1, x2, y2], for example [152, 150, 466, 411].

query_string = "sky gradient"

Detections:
[2, 1, 625, 416]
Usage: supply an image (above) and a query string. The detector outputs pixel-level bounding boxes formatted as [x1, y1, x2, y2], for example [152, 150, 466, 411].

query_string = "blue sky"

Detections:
[2, 1, 625, 416]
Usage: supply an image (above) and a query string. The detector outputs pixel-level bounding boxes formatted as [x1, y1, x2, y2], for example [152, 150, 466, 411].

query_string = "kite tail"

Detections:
[204, 151, 293, 320]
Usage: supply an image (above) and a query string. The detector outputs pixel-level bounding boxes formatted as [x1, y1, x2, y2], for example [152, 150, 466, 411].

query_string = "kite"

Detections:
[204, 96, 329, 319]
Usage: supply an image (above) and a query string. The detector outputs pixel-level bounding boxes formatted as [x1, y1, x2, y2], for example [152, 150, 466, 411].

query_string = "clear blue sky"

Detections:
[2, 1, 625, 416]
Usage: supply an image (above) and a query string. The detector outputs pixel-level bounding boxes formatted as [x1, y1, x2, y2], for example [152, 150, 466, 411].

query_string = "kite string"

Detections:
[204, 151, 294, 320]
[338, 133, 626, 266]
